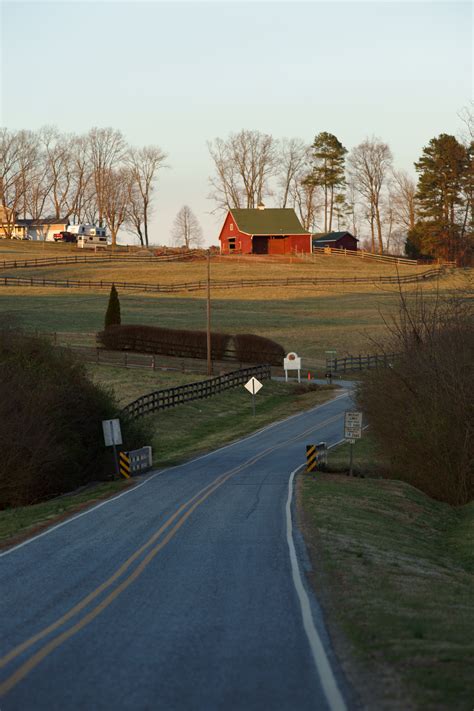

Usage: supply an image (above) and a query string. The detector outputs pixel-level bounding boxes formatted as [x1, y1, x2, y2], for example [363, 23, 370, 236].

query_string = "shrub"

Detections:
[0, 331, 148, 508]
[232, 333, 285, 365]
[357, 287, 473, 505]
[104, 283, 121, 328]
[97, 325, 285, 365]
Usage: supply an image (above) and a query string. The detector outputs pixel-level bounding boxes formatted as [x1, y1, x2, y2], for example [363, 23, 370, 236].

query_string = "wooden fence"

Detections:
[120, 364, 272, 419]
[326, 353, 400, 373]
[0, 250, 201, 270]
[0, 268, 446, 293]
[311, 246, 456, 268]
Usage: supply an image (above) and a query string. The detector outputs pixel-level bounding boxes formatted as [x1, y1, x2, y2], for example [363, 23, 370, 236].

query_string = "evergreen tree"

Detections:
[105, 284, 121, 328]
[413, 134, 468, 261]
[303, 132, 347, 232]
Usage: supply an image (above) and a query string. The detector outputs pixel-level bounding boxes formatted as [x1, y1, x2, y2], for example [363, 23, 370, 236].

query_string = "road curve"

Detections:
[0, 388, 354, 711]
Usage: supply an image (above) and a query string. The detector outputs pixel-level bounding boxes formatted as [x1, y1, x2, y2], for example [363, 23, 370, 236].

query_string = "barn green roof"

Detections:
[230, 208, 310, 235]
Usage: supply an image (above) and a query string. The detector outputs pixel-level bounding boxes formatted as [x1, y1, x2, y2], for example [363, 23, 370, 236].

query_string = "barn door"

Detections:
[252, 236, 268, 254]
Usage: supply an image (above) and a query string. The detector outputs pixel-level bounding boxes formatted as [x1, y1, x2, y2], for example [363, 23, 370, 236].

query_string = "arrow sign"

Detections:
[244, 377, 263, 395]
[244, 377, 263, 416]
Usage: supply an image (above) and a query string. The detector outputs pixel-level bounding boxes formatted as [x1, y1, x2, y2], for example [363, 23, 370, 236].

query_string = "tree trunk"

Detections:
[375, 204, 384, 254]
[328, 186, 334, 232]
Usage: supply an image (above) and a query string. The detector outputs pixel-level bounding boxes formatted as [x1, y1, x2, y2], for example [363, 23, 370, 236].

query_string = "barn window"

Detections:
[230, 223, 233, 231]
[228, 237, 236, 251]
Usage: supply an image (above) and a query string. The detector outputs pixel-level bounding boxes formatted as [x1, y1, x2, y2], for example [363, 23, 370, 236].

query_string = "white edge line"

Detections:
[1, 391, 352, 559]
[286, 464, 347, 711]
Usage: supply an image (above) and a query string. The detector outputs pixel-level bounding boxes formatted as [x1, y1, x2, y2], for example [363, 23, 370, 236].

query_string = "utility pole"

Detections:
[206, 249, 213, 376]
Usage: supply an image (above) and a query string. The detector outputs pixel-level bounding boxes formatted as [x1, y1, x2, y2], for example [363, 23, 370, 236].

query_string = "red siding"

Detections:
[218, 211, 312, 255]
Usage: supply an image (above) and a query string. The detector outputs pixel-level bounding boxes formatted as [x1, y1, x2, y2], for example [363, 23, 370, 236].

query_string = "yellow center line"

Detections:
[0, 409, 344, 695]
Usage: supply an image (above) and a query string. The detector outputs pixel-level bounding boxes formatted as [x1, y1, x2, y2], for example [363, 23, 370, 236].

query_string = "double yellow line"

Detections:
[0, 409, 344, 696]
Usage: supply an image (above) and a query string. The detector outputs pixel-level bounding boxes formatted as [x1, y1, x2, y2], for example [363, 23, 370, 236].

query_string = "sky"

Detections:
[1, 0, 472, 245]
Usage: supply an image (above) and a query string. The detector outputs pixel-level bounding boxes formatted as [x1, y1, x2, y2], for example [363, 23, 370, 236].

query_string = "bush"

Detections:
[232, 333, 285, 366]
[0, 331, 149, 508]
[357, 287, 473, 505]
[97, 325, 285, 365]
[98, 324, 230, 360]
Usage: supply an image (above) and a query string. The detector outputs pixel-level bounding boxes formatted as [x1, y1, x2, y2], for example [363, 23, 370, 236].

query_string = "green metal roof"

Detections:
[230, 208, 310, 235]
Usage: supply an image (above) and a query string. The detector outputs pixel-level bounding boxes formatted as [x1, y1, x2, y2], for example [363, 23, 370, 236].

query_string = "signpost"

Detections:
[284, 352, 301, 383]
[102, 418, 122, 479]
[244, 377, 263, 416]
[344, 411, 362, 476]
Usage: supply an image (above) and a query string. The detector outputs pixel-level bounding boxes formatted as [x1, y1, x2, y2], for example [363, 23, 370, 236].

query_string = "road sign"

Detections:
[119, 451, 131, 479]
[344, 411, 362, 440]
[244, 377, 263, 395]
[102, 418, 122, 446]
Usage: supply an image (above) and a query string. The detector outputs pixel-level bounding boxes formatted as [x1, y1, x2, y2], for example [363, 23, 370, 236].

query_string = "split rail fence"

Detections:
[326, 353, 400, 373]
[120, 363, 271, 419]
[0, 268, 446, 293]
[0, 250, 201, 270]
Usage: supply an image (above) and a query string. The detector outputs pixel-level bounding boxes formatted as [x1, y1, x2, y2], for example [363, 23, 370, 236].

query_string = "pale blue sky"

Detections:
[1, 1, 472, 244]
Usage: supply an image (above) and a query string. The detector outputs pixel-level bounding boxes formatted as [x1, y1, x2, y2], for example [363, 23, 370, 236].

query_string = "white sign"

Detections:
[102, 418, 123, 447]
[284, 352, 301, 371]
[344, 411, 362, 440]
[284, 352, 302, 383]
[244, 377, 263, 395]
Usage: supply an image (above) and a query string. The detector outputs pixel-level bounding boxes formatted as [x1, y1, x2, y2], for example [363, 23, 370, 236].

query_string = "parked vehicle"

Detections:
[68, 224, 107, 238]
[53, 231, 77, 243]
[77, 234, 108, 249]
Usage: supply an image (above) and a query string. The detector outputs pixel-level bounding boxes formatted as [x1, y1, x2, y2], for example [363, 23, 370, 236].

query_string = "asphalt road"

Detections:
[0, 386, 354, 711]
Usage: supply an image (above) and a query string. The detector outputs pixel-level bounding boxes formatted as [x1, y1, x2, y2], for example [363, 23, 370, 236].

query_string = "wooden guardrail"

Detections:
[0, 268, 446, 293]
[0, 250, 202, 270]
[326, 353, 400, 373]
[120, 364, 272, 419]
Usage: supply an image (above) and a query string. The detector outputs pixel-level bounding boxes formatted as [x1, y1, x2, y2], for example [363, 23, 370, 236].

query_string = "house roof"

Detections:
[16, 217, 69, 227]
[230, 208, 310, 236]
[312, 231, 358, 243]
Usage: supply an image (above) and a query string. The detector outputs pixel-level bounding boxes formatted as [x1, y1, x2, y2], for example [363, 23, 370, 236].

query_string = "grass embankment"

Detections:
[300, 438, 474, 710]
[0, 380, 336, 545]
[85, 364, 206, 407]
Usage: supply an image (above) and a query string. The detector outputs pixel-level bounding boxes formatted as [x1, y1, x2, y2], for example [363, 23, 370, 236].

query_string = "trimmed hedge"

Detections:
[97, 325, 285, 365]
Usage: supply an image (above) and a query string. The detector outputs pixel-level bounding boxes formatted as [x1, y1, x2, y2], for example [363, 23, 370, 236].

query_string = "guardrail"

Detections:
[0, 268, 446, 293]
[326, 353, 400, 373]
[121, 364, 271, 419]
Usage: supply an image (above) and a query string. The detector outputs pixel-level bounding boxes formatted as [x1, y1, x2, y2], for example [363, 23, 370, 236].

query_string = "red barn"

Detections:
[312, 231, 358, 251]
[218, 205, 312, 255]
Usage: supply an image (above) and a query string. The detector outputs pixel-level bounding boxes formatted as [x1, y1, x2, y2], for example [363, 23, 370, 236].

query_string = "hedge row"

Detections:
[97, 324, 285, 366]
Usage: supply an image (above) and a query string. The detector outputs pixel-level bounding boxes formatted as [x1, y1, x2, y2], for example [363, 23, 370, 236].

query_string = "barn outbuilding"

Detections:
[312, 231, 358, 251]
[218, 205, 312, 255]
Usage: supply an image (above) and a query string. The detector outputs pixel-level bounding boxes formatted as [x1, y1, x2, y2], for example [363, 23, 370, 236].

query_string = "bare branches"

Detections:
[208, 130, 277, 212]
[347, 137, 393, 254]
[171, 205, 203, 248]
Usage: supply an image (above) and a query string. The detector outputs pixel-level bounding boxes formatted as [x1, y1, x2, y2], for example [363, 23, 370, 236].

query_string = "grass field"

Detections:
[299, 439, 474, 711]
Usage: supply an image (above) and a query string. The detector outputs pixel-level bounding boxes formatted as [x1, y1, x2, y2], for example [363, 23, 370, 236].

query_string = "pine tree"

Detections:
[105, 284, 121, 328]
[303, 132, 347, 232]
[413, 134, 468, 261]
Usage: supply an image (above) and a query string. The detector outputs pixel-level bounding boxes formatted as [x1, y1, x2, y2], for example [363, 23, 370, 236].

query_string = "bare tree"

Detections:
[391, 170, 416, 233]
[208, 130, 276, 211]
[88, 127, 126, 227]
[347, 137, 393, 253]
[102, 168, 131, 247]
[0, 129, 38, 237]
[39, 126, 74, 220]
[125, 180, 146, 246]
[126, 145, 167, 247]
[278, 138, 308, 208]
[171, 205, 203, 248]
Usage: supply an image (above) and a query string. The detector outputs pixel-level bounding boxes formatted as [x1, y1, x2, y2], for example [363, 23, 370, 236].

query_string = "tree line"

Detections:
[1, 110, 472, 260]
[207, 111, 473, 262]
[0, 127, 167, 246]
